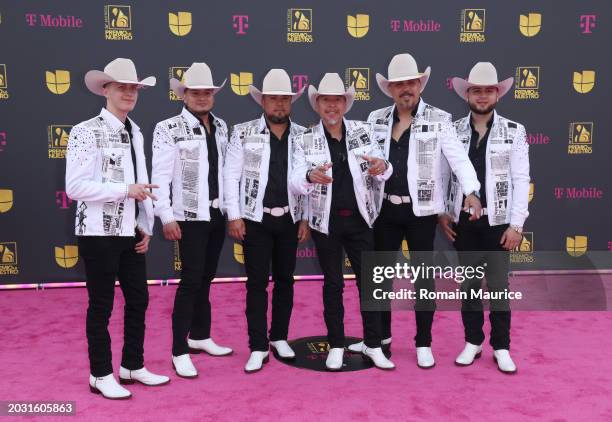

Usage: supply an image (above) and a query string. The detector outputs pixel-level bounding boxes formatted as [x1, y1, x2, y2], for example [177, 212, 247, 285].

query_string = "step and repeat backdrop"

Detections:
[0, 0, 610, 285]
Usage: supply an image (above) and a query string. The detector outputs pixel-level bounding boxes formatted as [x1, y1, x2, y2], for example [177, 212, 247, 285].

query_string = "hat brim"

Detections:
[85, 70, 156, 96]
[308, 85, 355, 114]
[248, 85, 305, 106]
[170, 78, 226, 99]
[376, 66, 431, 98]
[451, 76, 514, 101]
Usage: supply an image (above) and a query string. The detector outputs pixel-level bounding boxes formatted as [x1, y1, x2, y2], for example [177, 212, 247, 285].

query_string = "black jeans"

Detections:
[172, 208, 225, 356]
[311, 213, 383, 349]
[454, 211, 511, 350]
[373, 201, 438, 347]
[78, 234, 148, 377]
[243, 213, 299, 351]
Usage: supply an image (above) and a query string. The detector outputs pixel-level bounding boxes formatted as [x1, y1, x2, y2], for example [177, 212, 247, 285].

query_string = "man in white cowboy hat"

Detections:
[359, 53, 482, 369]
[66, 57, 169, 400]
[151, 62, 233, 379]
[224, 68, 310, 373]
[438, 62, 530, 374]
[290, 73, 395, 371]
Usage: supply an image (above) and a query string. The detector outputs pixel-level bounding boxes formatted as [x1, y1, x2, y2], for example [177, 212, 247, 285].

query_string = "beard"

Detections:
[266, 113, 290, 124]
[324, 117, 339, 126]
[469, 102, 496, 115]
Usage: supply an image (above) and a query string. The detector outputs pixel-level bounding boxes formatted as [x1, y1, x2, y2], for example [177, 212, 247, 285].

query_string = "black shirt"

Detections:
[324, 123, 359, 212]
[384, 105, 418, 196]
[263, 124, 290, 208]
[187, 109, 219, 201]
[123, 118, 139, 220]
[467, 115, 494, 207]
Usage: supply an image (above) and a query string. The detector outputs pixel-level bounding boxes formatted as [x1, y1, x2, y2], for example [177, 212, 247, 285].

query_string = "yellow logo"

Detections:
[0, 242, 19, 275]
[514, 66, 540, 99]
[168, 66, 189, 100]
[528, 183, 534, 203]
[516, 232, 533, 253]
[169, 12, 192, 36]
[0, 189, 13, 213]
[234, 243, 244, 264]
[568, 122, 593, 154]
[48, 125, 72, 159]
[173, 241, 181, 271]
[519, 13, 541, 37]
[347, 14, 369, 38]
[401, 239, 410, 260]
[0, 64, 6, 88]
[460, 9, 486, 42]
[573, 70, 595, 94]
[230, 72, 253, 96]
[287, 9, 313, 43]
[45, 70, 70, 94]
[566, 236, 588, 257]
[0, 64, 7, 99]
[105, 5, 133, 40]
[345, 68, 370, 101]
[307, 341, 330, 354]
[0, 242, 17, 264]
[55, 245, 79, 268]
[511, 232, 534, 263]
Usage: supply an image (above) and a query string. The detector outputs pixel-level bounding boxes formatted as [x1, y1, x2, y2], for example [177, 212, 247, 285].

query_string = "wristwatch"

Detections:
[306, 169, 313, 183]
[510, 225, 523, 234]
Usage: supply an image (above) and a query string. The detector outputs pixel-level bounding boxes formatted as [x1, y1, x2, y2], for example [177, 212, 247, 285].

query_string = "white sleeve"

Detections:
[289, 132, 315, 196]
[151, 122, 177, 225]
[367, 124, 392, 182]
[223, 125, 244, 221]
[439, 154, 453, 216]
[509, 124, 530, 227]
[65, 125, 128, 202]
[439, 119, 480, 196]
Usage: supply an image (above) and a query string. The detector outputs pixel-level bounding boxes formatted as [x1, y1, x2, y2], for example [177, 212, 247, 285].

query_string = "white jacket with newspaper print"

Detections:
[151, 108, 229, 224]
[223, 115, 307, 223]
[65, 108, 154, 236]
[442, 110, 530, 227]
[290, 119, 393, 235]
[367, 99, 480, 216]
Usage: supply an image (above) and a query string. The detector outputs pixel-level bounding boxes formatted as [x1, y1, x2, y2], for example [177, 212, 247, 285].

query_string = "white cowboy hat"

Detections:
[170, 62, 226, 99]
[308, 73, 355, 113]
[376, 53, 431, 97]
[249, 69, 305, 105]
[452, 62, 514, 101]
[85, 58, 156, 96]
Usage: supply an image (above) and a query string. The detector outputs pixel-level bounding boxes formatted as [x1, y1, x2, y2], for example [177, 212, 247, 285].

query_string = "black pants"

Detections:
[311, 213, 383, 348]
[243, 213, 299, 351]
[172, 209, 225, 356]
[454, 211, 511, 350]
[373, 201, 438, 347]
[78, 234, 148, 377]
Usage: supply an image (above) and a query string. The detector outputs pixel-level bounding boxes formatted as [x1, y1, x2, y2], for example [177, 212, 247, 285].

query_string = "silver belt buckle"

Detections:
[389, 195, 402, 205]
[209, 198, 219, 208]
[270, 207, 285, 217]
[468, 207, 487, 216]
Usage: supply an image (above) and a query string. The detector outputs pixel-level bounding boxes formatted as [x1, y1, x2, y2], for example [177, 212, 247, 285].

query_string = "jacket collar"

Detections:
[461, 109, 499, 131]
[258, 113, 300, 134]
[387, 97, 427, 123]
[317, 117, 348, 139]
[181, 107, 221, 130]
[99, 107, 140, 133]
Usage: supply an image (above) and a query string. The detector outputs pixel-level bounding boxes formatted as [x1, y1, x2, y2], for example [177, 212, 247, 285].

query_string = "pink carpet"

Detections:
[1, 281, 612, 421]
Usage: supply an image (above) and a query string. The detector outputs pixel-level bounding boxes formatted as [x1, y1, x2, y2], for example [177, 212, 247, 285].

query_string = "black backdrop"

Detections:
[0, 0, 610, 284]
